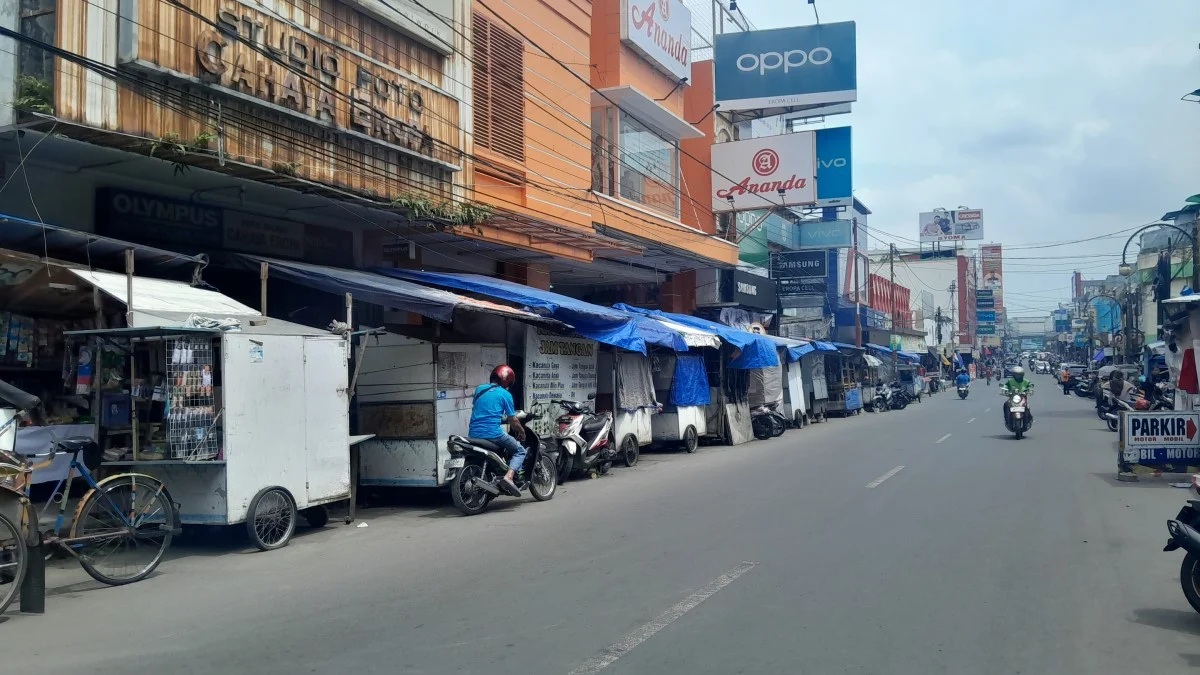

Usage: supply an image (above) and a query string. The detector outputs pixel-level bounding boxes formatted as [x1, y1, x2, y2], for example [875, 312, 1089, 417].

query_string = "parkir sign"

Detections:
[1121, 411, 1200, 449]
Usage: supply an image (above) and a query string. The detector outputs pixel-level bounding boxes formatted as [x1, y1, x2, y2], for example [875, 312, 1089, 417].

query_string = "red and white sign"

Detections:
[622, 0, 691, 81]
[711, 132, 817, 212]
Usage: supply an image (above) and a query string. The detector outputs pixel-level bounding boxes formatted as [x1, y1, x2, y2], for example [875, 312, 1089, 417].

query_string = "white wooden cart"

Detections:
[62, 269, 361, 551]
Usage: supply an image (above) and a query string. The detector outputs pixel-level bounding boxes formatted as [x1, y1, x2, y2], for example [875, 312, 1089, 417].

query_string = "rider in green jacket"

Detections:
[1001, 366, 1033, 427]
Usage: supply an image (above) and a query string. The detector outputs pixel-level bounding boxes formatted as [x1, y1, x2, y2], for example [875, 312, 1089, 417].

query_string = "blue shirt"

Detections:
[468, 383, 515, 438]
[955, 373, 970, 386]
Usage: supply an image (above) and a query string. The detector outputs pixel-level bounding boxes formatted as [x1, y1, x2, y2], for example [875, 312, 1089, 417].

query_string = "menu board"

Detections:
[523, 326, 598, 438]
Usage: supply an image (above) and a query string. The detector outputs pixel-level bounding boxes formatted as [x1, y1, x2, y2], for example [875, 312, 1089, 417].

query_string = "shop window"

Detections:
[472, 13, 525, 163]
[590, 107, 680, 219]
[19, 0, 56, 87]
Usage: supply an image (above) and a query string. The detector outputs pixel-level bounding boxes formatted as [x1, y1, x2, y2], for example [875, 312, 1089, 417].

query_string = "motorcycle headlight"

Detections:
[1012, 395, 1024, 405]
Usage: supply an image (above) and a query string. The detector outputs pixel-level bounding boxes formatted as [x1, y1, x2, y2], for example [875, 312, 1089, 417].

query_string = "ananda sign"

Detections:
[711, 132, 817, 212]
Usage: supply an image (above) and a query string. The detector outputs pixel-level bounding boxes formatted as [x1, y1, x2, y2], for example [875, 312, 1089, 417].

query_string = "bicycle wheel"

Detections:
[0, 512, 27, 615]
[71, 476, 175, 586]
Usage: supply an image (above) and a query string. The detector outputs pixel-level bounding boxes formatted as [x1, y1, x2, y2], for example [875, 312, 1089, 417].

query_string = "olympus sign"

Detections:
[736, 48, 833, 76]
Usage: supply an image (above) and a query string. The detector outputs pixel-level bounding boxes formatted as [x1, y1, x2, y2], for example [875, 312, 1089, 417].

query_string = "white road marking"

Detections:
[865, 465, 905, 488]
[985, 408, 991, 413]
[967, 417, 976, 424]
[936, 433, 952, 444]
[568, 561, 759, 675]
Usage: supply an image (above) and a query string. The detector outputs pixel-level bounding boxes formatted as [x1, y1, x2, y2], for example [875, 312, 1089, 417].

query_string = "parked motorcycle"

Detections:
[877, 382, 910, 410]
[1102, 394, 1135, 432]
[1164, 500, 1200, 614]
[551, 396, 616, 480]
[752, 401, 787, 439]
[1002, 387, 1033, 440]
[446, 411, 558, 516]
[1074, 376, 1095, 398]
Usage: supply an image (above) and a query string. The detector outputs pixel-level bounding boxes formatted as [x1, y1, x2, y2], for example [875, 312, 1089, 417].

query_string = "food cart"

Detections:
[862, 354, 885, 411]
[648, 319, 719, 452]
[596, 348, 658, 466]
[64, 270, 359, 551]
[827, 343, 865, 417]
[801, 347, 832, 423]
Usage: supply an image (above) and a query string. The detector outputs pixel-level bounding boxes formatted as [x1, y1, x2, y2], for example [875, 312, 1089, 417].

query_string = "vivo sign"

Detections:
[714, 22, 857, 113]
[621, 0, 692, 81]
[815, 126, 852, 203]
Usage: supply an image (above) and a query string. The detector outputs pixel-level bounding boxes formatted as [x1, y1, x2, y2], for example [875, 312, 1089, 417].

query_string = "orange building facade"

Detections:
[469, 0, 736, 306]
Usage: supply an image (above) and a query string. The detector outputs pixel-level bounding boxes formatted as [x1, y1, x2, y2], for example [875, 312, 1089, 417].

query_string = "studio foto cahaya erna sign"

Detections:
[711, 132, 816, 212]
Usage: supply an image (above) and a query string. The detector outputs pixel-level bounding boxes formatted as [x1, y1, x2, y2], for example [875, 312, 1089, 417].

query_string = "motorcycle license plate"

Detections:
[446, 457, 464, 469]
[1010, 406, 1025, 413]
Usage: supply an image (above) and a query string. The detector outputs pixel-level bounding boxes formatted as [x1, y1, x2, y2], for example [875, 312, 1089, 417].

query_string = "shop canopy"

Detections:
[232, 255, 548, 326]
[899, 351, 922, 363]
[768, 335, 814, 362]
[0, 212, 204, 274]
[650, 316, 722, 350]
[832, 342, 863, 351]
[375, 269, 687, 354]
[863, 354, 885, 368]
[613, 304, 778, 368]
[70, 269, 261, 326]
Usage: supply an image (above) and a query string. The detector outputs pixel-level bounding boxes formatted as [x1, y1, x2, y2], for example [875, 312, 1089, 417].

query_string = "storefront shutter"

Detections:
[472, 13, 525, 163]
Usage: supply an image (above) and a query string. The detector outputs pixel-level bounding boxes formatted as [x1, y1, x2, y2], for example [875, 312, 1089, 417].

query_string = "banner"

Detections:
[523, 327, 598, 439]
[714, 22, 857, 112]
[918, 209, 985, 243]
[712, 133, 816, 212]
[981, 244, 1003, 293]
[815, 127, 852, 203]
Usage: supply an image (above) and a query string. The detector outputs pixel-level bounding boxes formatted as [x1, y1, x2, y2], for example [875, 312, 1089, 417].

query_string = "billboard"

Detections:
[918, 209, 985, 243]
[712, 132, 816, 212]
[773, 250, 828, 280]
[714, 22, 857, 112]
[980, 244, 1003, 293]
[797, 219, 853, 249]
[621, 0, 692, 80]
[815, 126, 852, 203]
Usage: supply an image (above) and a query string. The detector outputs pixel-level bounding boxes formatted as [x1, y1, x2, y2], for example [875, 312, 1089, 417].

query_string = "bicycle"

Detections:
[0, 381, 177, 615]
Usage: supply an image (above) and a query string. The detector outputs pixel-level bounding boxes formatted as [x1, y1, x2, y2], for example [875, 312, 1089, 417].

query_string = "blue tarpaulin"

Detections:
[670, 353, 710, 406]
[865, 343, 894, 354]
[899, 351, 922, 363]
[233, 255, 546, 325]
[833, 342, 863, 351]
[614, 304, 778, 369]
[814, 341, 839, 352]
[374, 269, 687, 354]
[767, 336, 814, 362]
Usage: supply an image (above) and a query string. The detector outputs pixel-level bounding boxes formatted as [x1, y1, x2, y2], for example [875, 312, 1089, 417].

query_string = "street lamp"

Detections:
[1118, 221, 1199, 293]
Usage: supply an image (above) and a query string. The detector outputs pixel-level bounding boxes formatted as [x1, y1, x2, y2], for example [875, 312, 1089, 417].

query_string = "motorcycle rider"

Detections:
[1001, 365, 1034, 426]
[468, 364, 526, 496]
[955, 369, 971, 389]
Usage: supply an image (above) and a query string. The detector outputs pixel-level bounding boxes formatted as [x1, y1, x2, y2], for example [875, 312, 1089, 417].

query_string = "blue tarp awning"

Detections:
[899, 351, 922, 363]
[832, 342, 862, 351]
[374, 269, 686, 354]
[614, 304, 778, 368]
[865, 343, 894, 354]
[233, 255, 551, 325]
[814, 341, 839, 352]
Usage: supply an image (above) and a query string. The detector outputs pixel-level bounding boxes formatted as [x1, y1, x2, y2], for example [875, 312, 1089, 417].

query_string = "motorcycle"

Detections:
[751, 401, 787, 439]
[551, 396, 616, 480]
[446, 411, 558, 516]
[1002, 387, 1033, 440]
[878, 382, 910, 410]
[1074, 374, 1096, 398]
[957, 383, 970, 399]
[1164, 499, 1200, 614]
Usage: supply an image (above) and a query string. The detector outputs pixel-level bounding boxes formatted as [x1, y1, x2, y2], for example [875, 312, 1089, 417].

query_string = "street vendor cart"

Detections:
[827, 344, 864, 417]
[66, 270, 360, 551]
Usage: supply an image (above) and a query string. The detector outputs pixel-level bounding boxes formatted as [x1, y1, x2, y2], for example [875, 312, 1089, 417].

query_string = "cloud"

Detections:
[749, 0, 1200, 304]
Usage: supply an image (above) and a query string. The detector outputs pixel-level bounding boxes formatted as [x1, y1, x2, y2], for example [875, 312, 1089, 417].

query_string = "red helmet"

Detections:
[490, 364, 516, 388]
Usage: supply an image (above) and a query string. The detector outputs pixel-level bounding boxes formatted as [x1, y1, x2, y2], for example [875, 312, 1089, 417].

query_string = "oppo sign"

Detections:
[715, 21, 857, 112]
[736, 48, 833, 75]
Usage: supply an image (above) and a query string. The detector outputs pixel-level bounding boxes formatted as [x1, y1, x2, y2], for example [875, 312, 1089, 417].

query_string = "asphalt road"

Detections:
[5, 371, 1200, 674]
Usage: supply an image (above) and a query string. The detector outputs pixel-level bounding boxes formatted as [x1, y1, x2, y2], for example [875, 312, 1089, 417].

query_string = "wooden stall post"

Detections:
[260, 262, 269, 316]
[124, 248, 134, 326]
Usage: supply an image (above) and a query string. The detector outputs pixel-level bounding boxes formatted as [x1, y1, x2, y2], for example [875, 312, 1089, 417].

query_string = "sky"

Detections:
[743, 0, 1200, 318]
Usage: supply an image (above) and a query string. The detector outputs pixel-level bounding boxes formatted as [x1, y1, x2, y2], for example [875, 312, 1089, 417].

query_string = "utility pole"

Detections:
[853, 220, 862, 347]
[889, 243, 898, 370]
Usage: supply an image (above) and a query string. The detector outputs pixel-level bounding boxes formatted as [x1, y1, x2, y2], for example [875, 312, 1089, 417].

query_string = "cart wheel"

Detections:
[247, 487, 297, 551]
[620, 434, 639, 467]
[303, 505, 329, 528]
[682, 425, 698, 454]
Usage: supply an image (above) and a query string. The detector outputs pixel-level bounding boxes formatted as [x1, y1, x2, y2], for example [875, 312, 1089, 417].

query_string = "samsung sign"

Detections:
[714, 22, 857, 112]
